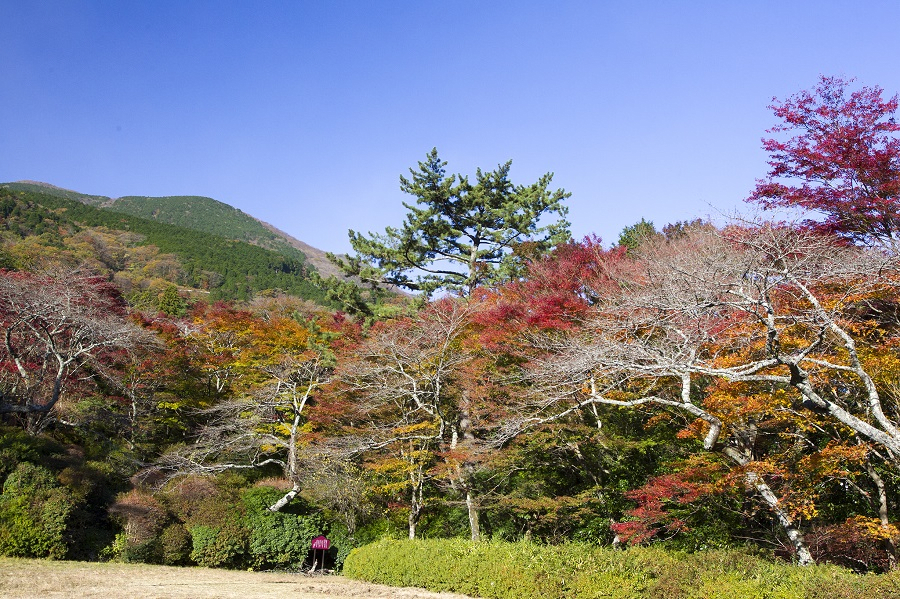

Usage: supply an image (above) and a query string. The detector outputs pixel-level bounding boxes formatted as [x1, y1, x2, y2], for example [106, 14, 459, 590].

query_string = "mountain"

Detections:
[253, 220, 342, 280]
[106, 194, 312, 264]
[2, 180, 113, 207]
[0, 181, 343, 279]
[0, 185, 334, 305]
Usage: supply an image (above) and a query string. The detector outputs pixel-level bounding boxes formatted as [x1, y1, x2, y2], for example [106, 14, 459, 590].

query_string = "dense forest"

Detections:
[3, 76, 900, 584]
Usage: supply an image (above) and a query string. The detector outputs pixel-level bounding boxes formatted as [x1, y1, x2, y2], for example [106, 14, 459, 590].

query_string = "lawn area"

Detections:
[0, 558, 473, 599]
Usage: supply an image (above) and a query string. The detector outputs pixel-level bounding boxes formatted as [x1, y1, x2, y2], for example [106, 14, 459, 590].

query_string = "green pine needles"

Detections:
[331, 148, 572, 297]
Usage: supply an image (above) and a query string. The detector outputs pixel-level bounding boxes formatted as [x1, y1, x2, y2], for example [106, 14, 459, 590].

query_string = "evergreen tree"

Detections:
[330, 148, 571, 296]
[157, 285, 187, 317]
[617, 218, 657, 252]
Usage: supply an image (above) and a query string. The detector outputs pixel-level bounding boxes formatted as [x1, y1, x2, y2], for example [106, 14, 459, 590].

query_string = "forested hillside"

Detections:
[0, 181, 344, 279]
[2, 180, 114, 207]
[2, 76, 900, 596]
[0, 187, 330, 304]
[107, 195, 312, 264]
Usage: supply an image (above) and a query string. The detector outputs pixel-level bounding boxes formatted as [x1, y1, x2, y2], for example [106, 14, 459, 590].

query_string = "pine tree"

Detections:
[330, 148, 571, 296]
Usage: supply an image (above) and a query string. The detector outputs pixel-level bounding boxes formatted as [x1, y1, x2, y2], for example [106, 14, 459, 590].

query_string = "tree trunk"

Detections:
[746, 471, 814, 565]
[867, 461, 897, 568]
[454, 400, 481, 541]
[408, 461, 425, 539]
[722, 446, 813, 565]
[409, 488, 422, 540]
[408, 505, 420, 540]
[466, 489, 480, 541]
[267, 483, 301, 512]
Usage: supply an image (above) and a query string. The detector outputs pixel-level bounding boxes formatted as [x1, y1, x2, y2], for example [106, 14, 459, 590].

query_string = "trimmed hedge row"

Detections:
[342, 538, 900, 599]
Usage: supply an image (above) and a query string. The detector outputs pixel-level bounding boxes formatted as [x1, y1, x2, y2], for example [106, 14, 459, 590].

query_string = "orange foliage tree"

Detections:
[157, 301, 354, 512]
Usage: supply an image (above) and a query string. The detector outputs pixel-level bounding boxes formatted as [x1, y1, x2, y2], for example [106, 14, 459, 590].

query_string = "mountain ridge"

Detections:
[0, 180, 343, 279]
[0, 185, 334, 304]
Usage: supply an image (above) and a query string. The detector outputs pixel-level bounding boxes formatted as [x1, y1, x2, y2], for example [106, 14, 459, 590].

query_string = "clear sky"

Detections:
[3, 1, 900, 253]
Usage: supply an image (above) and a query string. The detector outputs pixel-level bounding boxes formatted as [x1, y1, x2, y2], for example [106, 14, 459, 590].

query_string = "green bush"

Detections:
[325, 522, 361, 570]
[0, 462, 74, 559]
[242, 486, 326, 570]
[189, 524, 219, 566]
[159, 523, 192, 565]
[343, 539, 900, 599]
[0, 428, 124, 562]
[0, 428, 51, 485]
[180, 484, 335, 570]
[189, 520, 249, 568]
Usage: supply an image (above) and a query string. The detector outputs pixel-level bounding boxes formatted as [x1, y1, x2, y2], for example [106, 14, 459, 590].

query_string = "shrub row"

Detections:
[343, 538, 900, 599]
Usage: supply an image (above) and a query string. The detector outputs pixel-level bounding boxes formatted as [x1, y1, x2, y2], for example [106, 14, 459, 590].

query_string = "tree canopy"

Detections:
[330, 148, 571, 296]
[749, 76, 900, 243]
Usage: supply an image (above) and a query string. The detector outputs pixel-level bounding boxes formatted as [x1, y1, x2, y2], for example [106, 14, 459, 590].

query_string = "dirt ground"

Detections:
[0, 558, 475, 599]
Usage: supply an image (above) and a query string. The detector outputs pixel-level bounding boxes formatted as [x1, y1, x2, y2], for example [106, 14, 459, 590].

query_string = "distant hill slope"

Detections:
[0, 181, 344, 279]
[254, 219, 343, 279]
[107, 194, 314, 266]
[2, 180, 113, 207]
[0, 186, 333, 305]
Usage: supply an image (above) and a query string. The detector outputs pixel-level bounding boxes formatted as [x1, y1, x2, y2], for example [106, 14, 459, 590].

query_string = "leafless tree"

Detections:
[336, 299, 484, 539]
[0, 268, 152, 433]
[512, 223, 900, 564]
[296, 449, 375, 536]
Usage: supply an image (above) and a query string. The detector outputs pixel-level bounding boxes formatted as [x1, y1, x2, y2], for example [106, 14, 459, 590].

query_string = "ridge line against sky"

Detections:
[3, 1, 900, 253]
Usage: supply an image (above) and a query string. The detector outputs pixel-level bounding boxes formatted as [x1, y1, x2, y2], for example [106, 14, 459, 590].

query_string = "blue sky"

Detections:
[3, 1, 900, 253]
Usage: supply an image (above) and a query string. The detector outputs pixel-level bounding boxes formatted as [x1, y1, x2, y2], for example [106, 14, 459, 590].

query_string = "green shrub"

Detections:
[242, 486, 326, 570]
[189, 525, 219, 566]
[189, 520, 249, 568]
[0, 427, 66, 486]
[343, 539, 900, 599]
[159, 523, 192, 565]
[0, 429, 122, 562]
[325, 522, 361, 570]
[0, 462, 74, 559]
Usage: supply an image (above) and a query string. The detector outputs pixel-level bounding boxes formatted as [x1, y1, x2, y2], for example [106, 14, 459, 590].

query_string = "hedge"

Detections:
[342, 538, 900, 598]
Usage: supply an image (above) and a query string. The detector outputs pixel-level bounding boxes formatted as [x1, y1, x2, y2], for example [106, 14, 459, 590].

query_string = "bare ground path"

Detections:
[0, 558, 475, 599]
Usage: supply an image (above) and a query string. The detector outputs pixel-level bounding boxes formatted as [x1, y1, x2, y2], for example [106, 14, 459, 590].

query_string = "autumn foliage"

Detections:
[6, 76, 900, 581]
[750, 75, 900, 242]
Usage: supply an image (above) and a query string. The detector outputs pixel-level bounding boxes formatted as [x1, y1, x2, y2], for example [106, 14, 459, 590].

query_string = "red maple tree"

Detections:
[749, 75, 900, 242]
